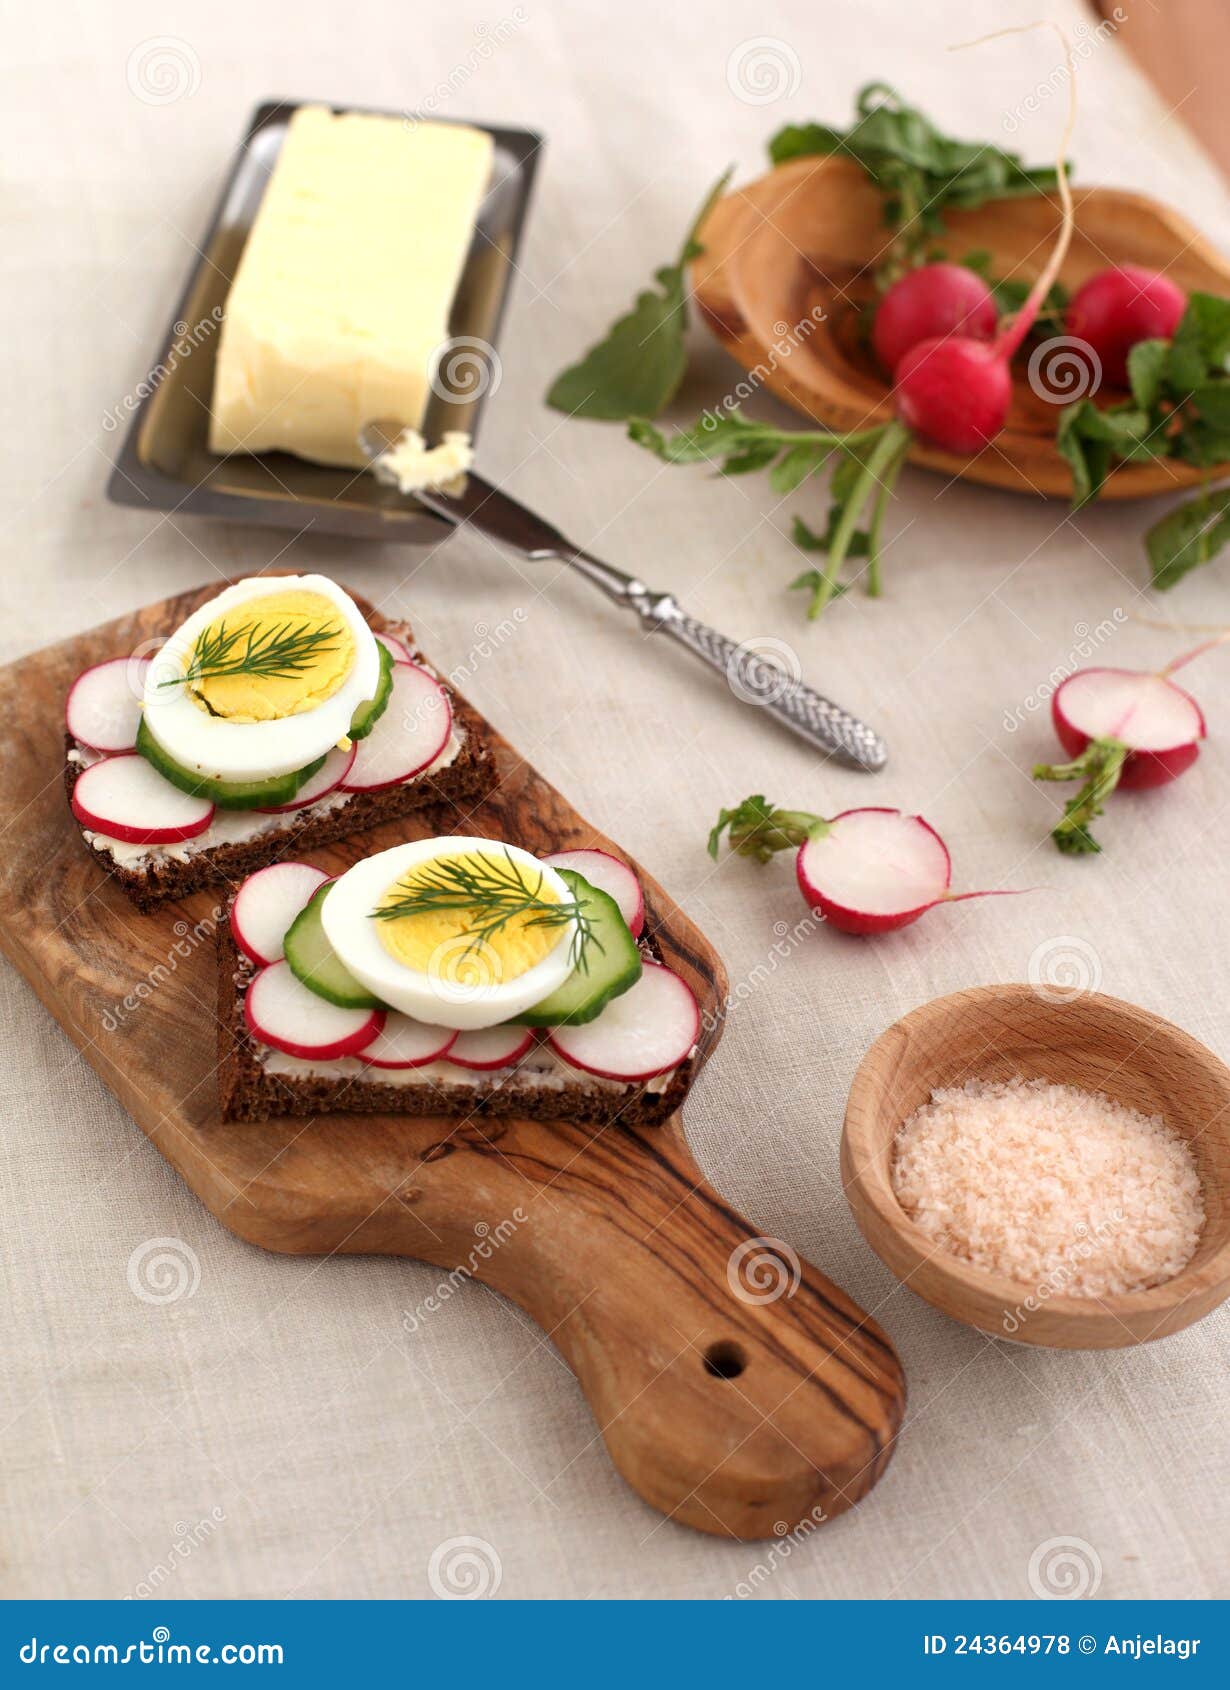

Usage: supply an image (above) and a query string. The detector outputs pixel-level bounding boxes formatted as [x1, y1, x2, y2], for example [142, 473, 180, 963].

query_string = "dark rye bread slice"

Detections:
[65, 621, 498, 913]
[216, 916, 695, 1129]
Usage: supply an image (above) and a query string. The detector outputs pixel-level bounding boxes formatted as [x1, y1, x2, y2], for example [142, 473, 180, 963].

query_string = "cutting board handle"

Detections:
[393, 1113, 905, 1540]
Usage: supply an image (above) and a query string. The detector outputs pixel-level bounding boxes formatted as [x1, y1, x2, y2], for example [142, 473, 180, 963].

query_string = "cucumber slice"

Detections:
[283, 883, 383, 1009]
[515, 870, 642, 1027]
[135, 717, 325, 812]
[348, 641, 394, 741]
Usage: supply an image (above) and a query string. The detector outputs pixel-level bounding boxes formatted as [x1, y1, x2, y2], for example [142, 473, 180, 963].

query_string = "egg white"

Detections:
[321, 837, 578, 1031]
[141, 575, 382, 781]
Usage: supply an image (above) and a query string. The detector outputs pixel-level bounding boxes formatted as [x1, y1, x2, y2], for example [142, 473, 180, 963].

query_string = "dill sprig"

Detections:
[160, 615, 345, 688]
[371, 849, 599, 974]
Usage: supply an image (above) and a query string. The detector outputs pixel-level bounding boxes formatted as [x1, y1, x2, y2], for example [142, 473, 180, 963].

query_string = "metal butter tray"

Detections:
[106, 99, 542, 542]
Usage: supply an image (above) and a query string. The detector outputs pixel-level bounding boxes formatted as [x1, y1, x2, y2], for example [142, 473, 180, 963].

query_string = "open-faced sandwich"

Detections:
[219, 836, 703, 1126]
[64, 576, 496, 909]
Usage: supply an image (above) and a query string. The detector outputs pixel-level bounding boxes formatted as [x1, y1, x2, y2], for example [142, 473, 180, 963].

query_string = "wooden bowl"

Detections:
[841, 985, 1230, 1348]
[693, 157, 1230, 500]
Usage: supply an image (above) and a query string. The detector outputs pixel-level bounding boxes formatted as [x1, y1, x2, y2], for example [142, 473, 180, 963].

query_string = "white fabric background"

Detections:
[4, 0, 1230, 1601]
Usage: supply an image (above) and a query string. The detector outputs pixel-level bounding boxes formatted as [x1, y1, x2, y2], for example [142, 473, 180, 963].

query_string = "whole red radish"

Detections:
[1065, 265, 1187, 389]
[872, 263, 998, 374]
[708, 796, 1016, 935]
[891, 33, 1077, 454]
[1033, 637, 1218, 853]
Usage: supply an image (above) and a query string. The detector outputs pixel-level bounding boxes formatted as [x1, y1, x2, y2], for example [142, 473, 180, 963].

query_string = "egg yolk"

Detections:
[186, 590, 355, 722]
[375, 851, 564, 988]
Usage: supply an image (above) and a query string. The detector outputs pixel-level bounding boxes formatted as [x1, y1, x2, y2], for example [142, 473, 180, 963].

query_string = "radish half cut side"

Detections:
[375, 630, 413, 664]
[796, 807, 1012, 935]
[341, 663, 452, 792]
[232, 861, 330, 967]
[245, 961, 385, 1061]
[1051, 668, 1205, 790]
[362, 1013, 457, 1070]
[542, 848, 645, 936]
[257, 744, 357, 813]
[446, 1025, 535, 1072]
[71, 752, 215, 845]
[548, 962, 698, 1082]
[66, 656, 150, 753]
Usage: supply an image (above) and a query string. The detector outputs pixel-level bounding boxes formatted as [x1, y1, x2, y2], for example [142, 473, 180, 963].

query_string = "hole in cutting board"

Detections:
[703, 1340, 747, 1380]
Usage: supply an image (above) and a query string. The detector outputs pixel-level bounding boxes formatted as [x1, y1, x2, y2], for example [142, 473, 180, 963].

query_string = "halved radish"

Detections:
[796, 809, 993, 935]
[232, 861, 330, 967]
[375, 630, 413, 664]
[257, 744, 357, 814]
[542, 848, 644, 936]
[340, 662, 452, 793]
[1049, 668, 1205, 791]
[549, 962, 697, 1082]
[1034, 642, 1219, 853]
[71, 752, 214, 845]
[709, 795, 1015, 935]
[245, 960, 385, 1061]
[446, 1025, 535, 1071]
[66, 656, 149, 753]
[362, 1012, 457, 1070]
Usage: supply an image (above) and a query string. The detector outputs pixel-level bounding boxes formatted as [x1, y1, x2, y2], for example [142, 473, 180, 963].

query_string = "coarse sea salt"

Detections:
[891, 1077, 1204, 1298]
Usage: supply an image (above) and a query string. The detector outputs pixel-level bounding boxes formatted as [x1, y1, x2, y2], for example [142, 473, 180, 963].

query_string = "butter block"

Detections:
[209, 107, 493, 469]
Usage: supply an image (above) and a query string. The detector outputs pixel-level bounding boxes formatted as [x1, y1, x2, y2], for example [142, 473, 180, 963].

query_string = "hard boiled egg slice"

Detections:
[141, 575, 382, 782]
[321, 837, 579, 1031]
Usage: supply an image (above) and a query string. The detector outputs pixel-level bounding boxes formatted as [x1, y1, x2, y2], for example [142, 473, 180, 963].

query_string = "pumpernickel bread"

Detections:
[216, 915, 695, 1128]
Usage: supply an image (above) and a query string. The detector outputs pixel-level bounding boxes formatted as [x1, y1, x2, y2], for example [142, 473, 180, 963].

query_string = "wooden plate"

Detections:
[693, 156, 1230, 500]
[0, 584, 905, 1539]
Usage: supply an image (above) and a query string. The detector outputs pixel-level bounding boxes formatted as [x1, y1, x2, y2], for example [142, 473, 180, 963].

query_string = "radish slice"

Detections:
[71, 752, 214, 845]
[446, 1025, 535, 1071]
[66, 657, 149, 753]
[245, 960, 385, 1060]
[1052, 668, 1204, 789]
[361, 1013, 457, 1069]
[340, 662, 452, 792]
[542, 848, 645, 936]
[232, 861, 330, 967]
[549, 962, 698, 1082]
[375, 630, 413, 664]
[257, 744, 357, 814]
[797, 809, 952, 935]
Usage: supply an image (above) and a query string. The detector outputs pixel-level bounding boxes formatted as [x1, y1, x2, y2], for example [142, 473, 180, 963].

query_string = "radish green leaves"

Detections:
[769, 84, 1060, 281]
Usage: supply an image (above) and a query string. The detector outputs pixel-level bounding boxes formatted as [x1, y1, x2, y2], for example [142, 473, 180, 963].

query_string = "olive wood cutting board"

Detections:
[0, 583, 905, 1539]
[694, 156, 1230, 500]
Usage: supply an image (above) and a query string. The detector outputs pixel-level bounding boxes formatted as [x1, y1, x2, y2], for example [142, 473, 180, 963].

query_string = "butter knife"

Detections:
[360, 423, 888, 771]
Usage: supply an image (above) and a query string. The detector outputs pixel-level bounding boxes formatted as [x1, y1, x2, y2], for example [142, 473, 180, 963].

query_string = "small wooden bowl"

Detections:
[693, 157, 1230, 500]
[842, 985, 1230, 1348]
